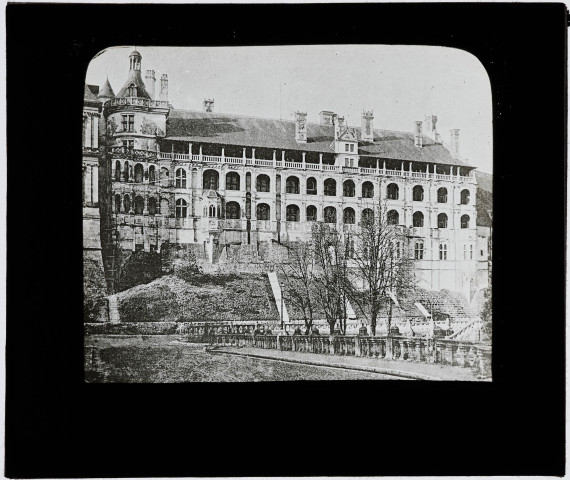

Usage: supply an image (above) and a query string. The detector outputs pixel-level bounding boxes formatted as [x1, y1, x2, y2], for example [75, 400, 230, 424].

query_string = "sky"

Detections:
[86, 45, 492, 174]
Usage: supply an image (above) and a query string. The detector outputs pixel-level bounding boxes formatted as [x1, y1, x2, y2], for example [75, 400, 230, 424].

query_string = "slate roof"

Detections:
[98, 77, 115, 99]
[116, 69, 151, 99]
[84, 84, 99, 101]
[166, 109, 474, 167]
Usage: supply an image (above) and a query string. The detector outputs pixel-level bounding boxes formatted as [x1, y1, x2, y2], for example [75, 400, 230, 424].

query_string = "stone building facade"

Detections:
[86, 50, 489, 297]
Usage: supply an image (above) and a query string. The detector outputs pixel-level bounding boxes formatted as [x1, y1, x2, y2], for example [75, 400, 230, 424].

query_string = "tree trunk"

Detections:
[387, 300, 393, 336]
[371, 310, 377, 336]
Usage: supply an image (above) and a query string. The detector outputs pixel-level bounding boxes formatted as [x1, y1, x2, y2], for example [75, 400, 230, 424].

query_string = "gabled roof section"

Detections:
[84, 84, 99, 102]
[116, 69, 151, 99]
[338, 128, 358, 142]
[166, 109, 475, 167]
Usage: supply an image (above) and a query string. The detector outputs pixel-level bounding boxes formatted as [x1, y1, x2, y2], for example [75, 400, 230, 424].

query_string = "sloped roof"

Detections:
[166, 109, 474, 167]
[116, 69, 151, 99]
[84, 84, 99, 101]
[98, 77, 115, 99]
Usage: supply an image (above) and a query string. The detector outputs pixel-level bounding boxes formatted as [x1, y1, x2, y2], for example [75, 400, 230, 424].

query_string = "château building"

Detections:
[83, 50, 491, 298]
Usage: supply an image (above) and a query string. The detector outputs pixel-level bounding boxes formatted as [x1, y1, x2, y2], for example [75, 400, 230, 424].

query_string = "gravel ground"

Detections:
[85, 335, 395, 382]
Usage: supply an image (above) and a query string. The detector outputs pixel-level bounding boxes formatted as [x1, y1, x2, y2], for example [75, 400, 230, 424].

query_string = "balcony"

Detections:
[111, 147, 158, 162]
[224, 219, 243, 230]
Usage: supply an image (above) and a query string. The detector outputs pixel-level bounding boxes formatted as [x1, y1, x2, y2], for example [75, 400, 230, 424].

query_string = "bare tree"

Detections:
[276, 241, 317, 335]
[350, 204, 416, 336]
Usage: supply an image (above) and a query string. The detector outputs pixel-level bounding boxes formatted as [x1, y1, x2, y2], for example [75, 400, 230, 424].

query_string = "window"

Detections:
[114, 194, 121, 213]
[286, 204, 300, 222]
[345, 144, 349, 152]
[439, 244, 448, 260]
[438, 213, 448, 229]
[306, 177, 317, 195]
[415, 242, 424, 260]
[387, 210, 399, 225]
[226, 172, 240, 191]
[134, 164, 144, 183]
[413, 185, 424, 202]
[345, 158, 354, 167]
[413, 211, 424, 227]
[160, 167, 169, 187]
[148, 197, 157, 216]
[343, 207, 355, 224]
[362, 182, 374, 198]
[324, 179, 336, 196]
[175, 169, 187, 188]
[208, 205, 217, 217]
[387, 183, 399, 200]
[350, 144, 354, 153]
[461, 214, 470, 229]
[123, 161, 130, 181]
[122, 114, 135, 132]
[134, 196, 144, 215]
[470, 244, 473, 260]
[203, 170, 219, 190]
[127, 84, 137, 97]
[148, 166, 156, 184]
[123, 194, 131, 213]
[306, 205, 317, 221]
[122, 139, 134, 150]
[343, 180, 355, 197]
[460, 189, 470, 205]
[175, 198, 188, 218]
[256, 174, 270, 192]
[463, 244, 467, 260]
[345, 239, 355, 258]
[324, 206, 337, 223]
[226, 201, 240, 219]
[362, 208, 374, 224]
[257, 203, 270, 221]
[437, 187, 448, 203]
[286, 176, 299, 194]
[115, 161, 121, 182]
[481, 249, 484, 257]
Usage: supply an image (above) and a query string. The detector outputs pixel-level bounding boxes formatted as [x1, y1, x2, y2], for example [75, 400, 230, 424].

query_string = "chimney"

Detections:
[414, 121, 423, 147]
[159, 74, 168, 102]
[319, 110, 335, 125]
[203, 98, 214, 112]
[361, 110, 374, 142]
[423, 114, 439, 142]
[338, 115, 346, 130]
[295, 111, 307, 143]
[145, 70, 156, 100]
[450, 129, 460, 158]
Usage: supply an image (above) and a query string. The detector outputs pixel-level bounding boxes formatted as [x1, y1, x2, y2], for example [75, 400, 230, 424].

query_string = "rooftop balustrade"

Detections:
[106, 97, 169, 109]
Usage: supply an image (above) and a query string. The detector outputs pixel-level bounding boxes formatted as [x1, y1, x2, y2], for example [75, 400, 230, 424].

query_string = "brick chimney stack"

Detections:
[450, 129, 460, 158]
[361, 110, 374, 142]
[295, 111, 307, 143]
[159, 74, 168, 102]
[414, 121, 423, 147]
[203, 99, 214, 112]
[145, 70, 156, 100]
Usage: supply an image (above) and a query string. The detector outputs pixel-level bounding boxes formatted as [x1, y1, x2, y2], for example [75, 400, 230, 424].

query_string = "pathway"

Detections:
[108, 295, 120, 323]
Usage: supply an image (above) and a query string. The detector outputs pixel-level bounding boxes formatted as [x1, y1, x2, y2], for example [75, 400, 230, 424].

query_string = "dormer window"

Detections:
[350, 144, 354, 152]
[127, 84, 137, 97]
[345, 144, 349, 152]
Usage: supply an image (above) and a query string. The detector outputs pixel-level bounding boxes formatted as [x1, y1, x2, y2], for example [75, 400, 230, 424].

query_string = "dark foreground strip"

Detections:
[208, 348, 442, 381]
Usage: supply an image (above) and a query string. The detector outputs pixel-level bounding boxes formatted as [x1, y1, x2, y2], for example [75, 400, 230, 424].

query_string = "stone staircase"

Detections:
[108, 294, 121, 323]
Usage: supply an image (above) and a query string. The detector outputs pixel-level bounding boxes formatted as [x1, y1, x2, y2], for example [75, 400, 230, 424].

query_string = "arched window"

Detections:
[415, 242, 424, 260]
[256, 174, 270, 192]
[306, 177, 317, 195]
[286, 176, 299, 194]
[286, 204, 300, 222]
[343, 207, 355, 224]
[437, 187, 448, 203]
[148, 165, 156, 184]
[175, 198, 188, 218]
[362, 181, 374, 198]
[387, 210, 399, 225]
[306, 205, 317, 221]
[439, 244, 448, 260]
[124, 161, 130, 181]
[257, 203, 270, 220]
[203, 170, 219, 190]
[461, 214, 470, 229]
[362, 208, 374, 224]
[324, 178, 336, 196]
[324, 206, 337, 223]
[114, 194, 121, 213]
[460, 189, 470, 205]
[176, 169, 187, 188]
[413, 211, 424, 227]
[208, 205, 217, 217]
[226, 201, 241, 219]
[148, 197, 157, 216]
[123, 194, 131, 213]
[343, 180, 355, 197]
[438, 213, 448, 228]
[387, 183, 399, 200]
[413, 185, 424, 201]
[160, 167, 169, 187]
[127, 84, 137, 97]
[115, 161, 121, 182]
[226, 172, 240, 191]
[134, 163, 144, 183]
[134, 195, 144, 215]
